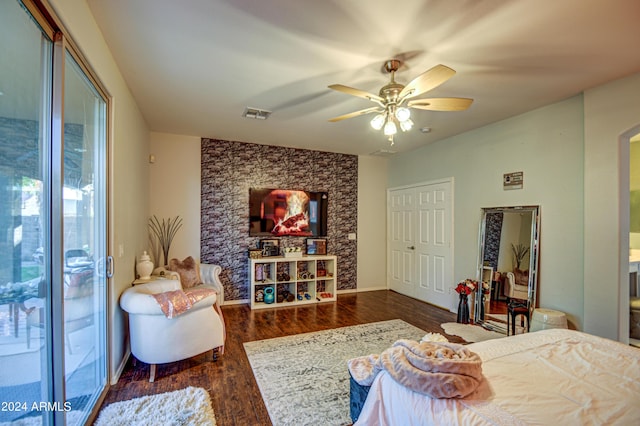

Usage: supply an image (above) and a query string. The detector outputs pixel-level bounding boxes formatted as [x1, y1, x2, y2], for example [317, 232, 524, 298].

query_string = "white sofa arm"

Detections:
[199, 263, 226, 346]
[120, 290, 162, 316]
[190, 293, 219, 310]
[200, 263, 224, 305]
[120, 279, 181, 315]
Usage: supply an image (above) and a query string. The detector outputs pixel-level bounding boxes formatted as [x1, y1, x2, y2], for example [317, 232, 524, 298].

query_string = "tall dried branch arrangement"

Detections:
[148, 232, 161, 267]
[149, 215, 183, 266]
[511, 243, 530, 270]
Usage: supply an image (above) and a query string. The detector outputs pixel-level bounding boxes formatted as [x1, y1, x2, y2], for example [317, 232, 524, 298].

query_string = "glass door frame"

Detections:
[21, 1, 113, 423]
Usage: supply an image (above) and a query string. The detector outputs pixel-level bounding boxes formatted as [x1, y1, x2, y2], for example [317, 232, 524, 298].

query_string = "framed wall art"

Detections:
[306, 238, 327, 255]
[259, 239, 280, 257]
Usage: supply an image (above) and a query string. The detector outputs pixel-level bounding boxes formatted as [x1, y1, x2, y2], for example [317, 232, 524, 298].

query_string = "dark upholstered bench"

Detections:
[349, 371, 371, 423]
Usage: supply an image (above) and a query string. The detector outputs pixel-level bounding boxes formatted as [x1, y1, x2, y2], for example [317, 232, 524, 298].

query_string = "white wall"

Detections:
[50, 0, 150, 382]
[149, 132, 201, 263]
[388, 96, 585, 325]
[583, 72, 640, 341]
[357, 155, 389, 291]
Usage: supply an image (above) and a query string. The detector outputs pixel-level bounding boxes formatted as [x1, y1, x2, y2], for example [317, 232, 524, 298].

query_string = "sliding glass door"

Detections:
[0, 1, 109, 424]
[0, 2, 54, 424]
[60, 47, 108, 425]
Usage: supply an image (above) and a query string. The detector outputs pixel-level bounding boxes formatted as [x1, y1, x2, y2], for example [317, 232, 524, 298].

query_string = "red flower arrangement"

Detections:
[481, 281, 491, 295]
[455, 279, 477, 295]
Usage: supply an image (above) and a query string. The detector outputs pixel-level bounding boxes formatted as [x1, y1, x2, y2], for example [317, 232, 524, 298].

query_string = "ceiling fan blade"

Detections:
[398, 64, 456, 101]
[408, 97, 473, 111]
[328, 106, 381, 122]
[328, 84, 384, 104]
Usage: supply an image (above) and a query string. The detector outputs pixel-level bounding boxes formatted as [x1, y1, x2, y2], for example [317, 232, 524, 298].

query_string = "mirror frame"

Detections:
[475, 205, 541, 328]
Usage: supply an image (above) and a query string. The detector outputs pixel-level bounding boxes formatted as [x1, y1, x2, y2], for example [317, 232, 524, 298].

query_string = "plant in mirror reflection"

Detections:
[511, 243, 530, 270]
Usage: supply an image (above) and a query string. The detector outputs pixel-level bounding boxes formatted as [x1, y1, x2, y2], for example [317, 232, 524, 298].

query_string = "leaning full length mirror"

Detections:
[475, 206, 540, 334]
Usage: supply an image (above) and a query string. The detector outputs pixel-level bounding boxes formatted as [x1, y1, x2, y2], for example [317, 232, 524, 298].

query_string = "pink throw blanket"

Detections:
[152, 287, 216, 318]
[348, 340, 483, 399]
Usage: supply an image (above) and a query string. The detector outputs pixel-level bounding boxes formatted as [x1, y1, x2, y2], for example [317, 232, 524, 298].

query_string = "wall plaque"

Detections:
[503, 171, 523, 190]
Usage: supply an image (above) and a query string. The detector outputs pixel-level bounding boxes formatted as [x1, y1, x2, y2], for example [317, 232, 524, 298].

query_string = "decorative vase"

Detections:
[456, 293, 470, 324]
[136, 251, 154, 280]
[264, 287, 275, 304]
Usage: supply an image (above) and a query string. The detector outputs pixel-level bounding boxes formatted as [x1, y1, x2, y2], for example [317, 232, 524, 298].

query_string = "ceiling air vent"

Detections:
[242, 107, 272, 120]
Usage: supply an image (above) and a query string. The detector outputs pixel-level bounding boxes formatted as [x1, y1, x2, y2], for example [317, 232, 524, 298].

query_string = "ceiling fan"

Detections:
[328, 59, 473, 144]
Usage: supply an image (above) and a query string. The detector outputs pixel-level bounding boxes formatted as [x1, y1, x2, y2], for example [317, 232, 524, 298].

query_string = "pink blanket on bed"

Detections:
[152, 287, 216, 318]
[348, 339, 483, 399]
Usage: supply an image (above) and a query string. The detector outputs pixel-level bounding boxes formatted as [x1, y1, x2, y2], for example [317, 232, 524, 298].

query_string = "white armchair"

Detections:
[504, 271, 529, 301]
[119, 263, 226, 382]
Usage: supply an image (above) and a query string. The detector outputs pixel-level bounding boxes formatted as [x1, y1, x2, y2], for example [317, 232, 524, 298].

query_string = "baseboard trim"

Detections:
[356, 286, 388, 292]
[338, 287, 389, 294]
[222, 298, 249, 306]
[111, 347, 131, 385]
[336, 286, 389, 294]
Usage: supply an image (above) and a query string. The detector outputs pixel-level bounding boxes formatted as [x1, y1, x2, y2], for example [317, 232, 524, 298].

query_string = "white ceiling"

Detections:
[86, 0, 640, 156]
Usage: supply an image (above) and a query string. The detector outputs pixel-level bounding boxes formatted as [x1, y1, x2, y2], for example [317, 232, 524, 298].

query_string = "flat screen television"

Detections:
[249, 188, 328, 237]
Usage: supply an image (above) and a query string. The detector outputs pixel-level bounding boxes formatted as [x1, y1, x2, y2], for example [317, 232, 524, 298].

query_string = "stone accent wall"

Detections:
[201, 139, 358, 302]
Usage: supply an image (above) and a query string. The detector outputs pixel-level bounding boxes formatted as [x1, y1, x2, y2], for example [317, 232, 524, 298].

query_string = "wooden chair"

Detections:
[507, 300, 530, 336]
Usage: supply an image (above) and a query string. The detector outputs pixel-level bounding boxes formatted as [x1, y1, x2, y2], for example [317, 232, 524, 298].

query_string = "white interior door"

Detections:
[415, 181, 452, 308]
[388, 180, 453, 308]
[388, 188, 416, 297]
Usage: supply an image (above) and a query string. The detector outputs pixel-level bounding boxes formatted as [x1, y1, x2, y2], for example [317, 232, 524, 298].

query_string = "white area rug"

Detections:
[244, 319, 426, 426]
[440, 322, 505, 343]
[94, 386, 215, 426]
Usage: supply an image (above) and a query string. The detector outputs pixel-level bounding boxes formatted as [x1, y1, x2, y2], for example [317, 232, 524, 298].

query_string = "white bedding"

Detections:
[355, 329, 640, 425]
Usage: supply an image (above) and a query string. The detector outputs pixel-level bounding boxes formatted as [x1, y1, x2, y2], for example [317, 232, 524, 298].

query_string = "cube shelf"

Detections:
[249, 255, 337, 309]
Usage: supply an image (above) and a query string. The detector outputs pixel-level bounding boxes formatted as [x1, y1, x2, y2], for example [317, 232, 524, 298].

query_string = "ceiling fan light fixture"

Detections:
[395, 107, 411, 122]
[384, 120, 397, 136]
[370, 113, 385, 130]
[400, 118, 414, 132]
[328, 60, 472, 146]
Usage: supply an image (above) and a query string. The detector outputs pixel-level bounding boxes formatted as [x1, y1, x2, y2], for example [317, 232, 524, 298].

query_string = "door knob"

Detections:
[407, 246, 415, 250]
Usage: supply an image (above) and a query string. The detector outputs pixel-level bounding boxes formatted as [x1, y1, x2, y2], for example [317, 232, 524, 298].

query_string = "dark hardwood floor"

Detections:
[102, 290, 462, 425]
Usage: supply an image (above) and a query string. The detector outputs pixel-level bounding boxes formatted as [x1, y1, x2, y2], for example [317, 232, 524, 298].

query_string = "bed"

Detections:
[353, 329, 640, 425]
